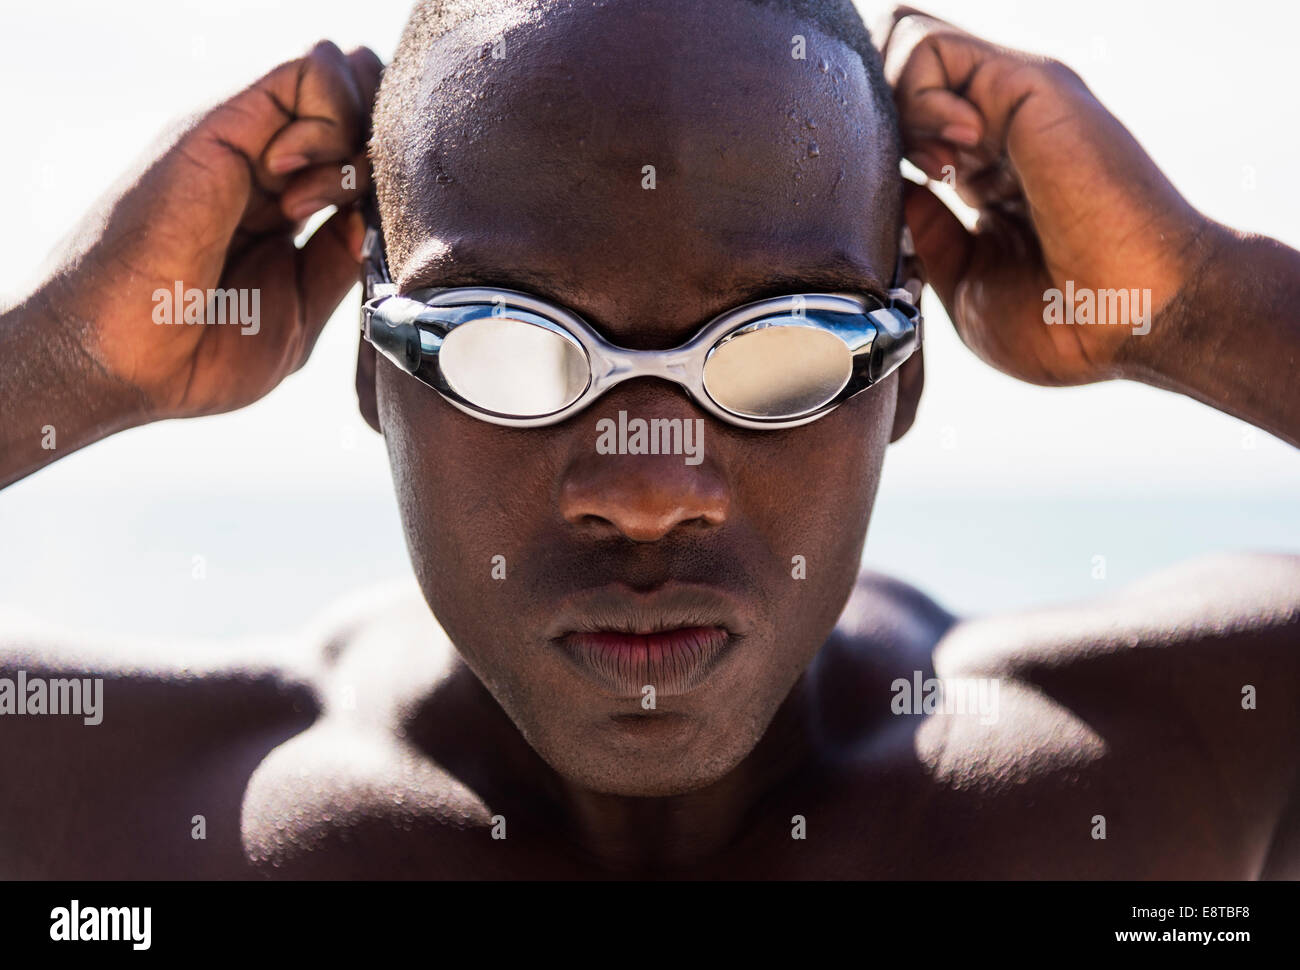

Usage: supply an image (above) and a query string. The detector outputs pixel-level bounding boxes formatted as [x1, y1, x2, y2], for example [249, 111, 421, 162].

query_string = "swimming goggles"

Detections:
[360, 211, 922, 430]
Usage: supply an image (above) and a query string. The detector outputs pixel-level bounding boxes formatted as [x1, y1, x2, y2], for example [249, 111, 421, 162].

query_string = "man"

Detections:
[0, 0, 1296, 878]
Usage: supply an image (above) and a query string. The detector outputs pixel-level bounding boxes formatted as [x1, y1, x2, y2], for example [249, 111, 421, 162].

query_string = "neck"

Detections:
[422, 659, 819, 874]
[537, 677, 816, 873]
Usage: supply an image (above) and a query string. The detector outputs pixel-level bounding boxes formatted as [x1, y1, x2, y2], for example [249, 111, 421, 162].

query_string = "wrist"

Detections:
[7, 286, 156, 446]
[1113, 217, 1236, 387]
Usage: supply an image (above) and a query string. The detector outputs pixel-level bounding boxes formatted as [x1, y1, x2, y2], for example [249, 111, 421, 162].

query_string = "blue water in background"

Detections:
[2, 487, 1294, 639]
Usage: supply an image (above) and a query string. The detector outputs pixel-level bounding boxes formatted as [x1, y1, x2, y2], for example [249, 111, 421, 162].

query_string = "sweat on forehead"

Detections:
[369, 0, 902, 287]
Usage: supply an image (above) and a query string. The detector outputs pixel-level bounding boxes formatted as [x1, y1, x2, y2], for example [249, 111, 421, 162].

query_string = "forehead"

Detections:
[379, 0, 899, 344]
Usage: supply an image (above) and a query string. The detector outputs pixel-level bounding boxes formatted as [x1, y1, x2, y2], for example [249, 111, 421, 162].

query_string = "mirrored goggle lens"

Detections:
[703, 324, 852, 418]
[439, 316, 590, 416]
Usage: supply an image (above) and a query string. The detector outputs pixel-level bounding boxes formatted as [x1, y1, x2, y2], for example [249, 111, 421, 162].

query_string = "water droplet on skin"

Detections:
[806, 118, 817, 129]
[808, 143, 820, 157]
[818, 58, 829, 73]
[788, 109, 797, 120]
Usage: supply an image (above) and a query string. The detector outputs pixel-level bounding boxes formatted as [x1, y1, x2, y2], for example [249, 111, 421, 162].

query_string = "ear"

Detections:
[889, 345, 923, 442]
[888, 229, 925, 443]
[356, 336, 381, 434]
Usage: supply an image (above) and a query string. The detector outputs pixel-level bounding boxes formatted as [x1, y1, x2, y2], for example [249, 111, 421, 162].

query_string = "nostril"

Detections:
[558, 457, 730, 543]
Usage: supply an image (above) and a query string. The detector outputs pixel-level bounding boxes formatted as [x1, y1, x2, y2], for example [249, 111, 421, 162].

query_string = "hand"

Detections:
[32, 41, 383, 419]
[880, 6, 1219, 386]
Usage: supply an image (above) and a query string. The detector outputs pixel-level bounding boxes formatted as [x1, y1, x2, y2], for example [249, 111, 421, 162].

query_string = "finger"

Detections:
[278, 46, 382, 224]
[953, 153, 1026, 212]
[279, 150, 371, 222]
[292, 205, 368, 369]
[200, 40, 365, 184]
[346, 46, 385, 136]
[885, 26, 985, 147]
[180, 41, 376, 254]
[906, 137, 958, 183]
[882, 10, 987, 92]
[874, 5, 963, 57]
[903, 180, 972, 312]
[902, 89, 985, 149]
[260, 41, 366, 173]
[884, 10, 1081, 163]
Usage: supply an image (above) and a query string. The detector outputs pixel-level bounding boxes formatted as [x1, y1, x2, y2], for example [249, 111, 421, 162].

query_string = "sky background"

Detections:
[1, 0, 1297, 638]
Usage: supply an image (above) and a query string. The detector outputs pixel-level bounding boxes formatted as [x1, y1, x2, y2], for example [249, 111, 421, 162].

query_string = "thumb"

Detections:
[289, 205, 367, 370]
[902, 180, 971, 313]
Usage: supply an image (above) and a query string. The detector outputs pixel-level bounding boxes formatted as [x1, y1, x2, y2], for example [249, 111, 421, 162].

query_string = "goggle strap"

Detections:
[889, 225, 924, 306]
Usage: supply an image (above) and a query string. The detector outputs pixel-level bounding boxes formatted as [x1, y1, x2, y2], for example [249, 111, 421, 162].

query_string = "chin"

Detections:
[563, 764, 731, 798]
[538, 721, 759, 798]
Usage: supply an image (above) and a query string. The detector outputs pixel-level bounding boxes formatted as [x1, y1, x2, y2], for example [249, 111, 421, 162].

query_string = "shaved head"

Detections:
[370, 0, 902, 274]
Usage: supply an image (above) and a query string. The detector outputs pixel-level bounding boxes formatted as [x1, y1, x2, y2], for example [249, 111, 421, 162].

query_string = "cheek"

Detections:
[737, 380, 893, 566]
[377, 367, 557, 614]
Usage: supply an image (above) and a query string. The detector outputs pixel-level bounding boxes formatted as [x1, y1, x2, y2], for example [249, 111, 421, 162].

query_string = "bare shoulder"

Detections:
[924, 551, 1300, 878]
[832, 551, 1300, 674]
[821, 567, 961, 689]
[812, 555, 1299, 877]
[236, 582, 515, 878]
[936, 551, 1300, 676]
[834, 568, 959, 653]
[0, 603, 328, 877]
[931, 551, 1300, 772]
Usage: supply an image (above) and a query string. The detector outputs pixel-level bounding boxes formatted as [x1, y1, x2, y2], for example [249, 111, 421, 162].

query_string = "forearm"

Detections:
[0, 289, 151, 489]
[1120, 223, 1300, 448]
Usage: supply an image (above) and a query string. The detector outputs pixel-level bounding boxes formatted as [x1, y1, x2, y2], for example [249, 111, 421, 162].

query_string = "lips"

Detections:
[559, 626, 732, 697]
[547, 584, 746, 697]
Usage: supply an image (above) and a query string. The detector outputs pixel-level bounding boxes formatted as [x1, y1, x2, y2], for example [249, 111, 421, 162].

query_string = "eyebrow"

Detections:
[399, 248, 893, 319]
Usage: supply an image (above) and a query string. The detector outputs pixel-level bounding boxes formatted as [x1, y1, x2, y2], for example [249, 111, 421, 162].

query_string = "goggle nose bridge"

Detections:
[585, 340, 704, 395]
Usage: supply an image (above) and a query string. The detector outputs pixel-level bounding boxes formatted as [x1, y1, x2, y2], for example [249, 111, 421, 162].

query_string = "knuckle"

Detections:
[995, 55, 1085, 100]
[1036, 56, 1086, 88]
[347, 45, 383, 69]
[247, 54, 307, 95]
[306, 39, 344, 62]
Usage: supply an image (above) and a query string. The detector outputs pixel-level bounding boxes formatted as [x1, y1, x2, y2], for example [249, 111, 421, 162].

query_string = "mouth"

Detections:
[548, 584, 746, 697]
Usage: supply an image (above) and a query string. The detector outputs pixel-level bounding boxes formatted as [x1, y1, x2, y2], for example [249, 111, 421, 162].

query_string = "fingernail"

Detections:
[287, 197, 330, 221]
[940, 124, 981, 147]
[268, 153, 311, 175]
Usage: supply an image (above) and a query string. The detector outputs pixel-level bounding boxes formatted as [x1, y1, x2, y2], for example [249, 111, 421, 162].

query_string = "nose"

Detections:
[558, 399, 730, 542]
